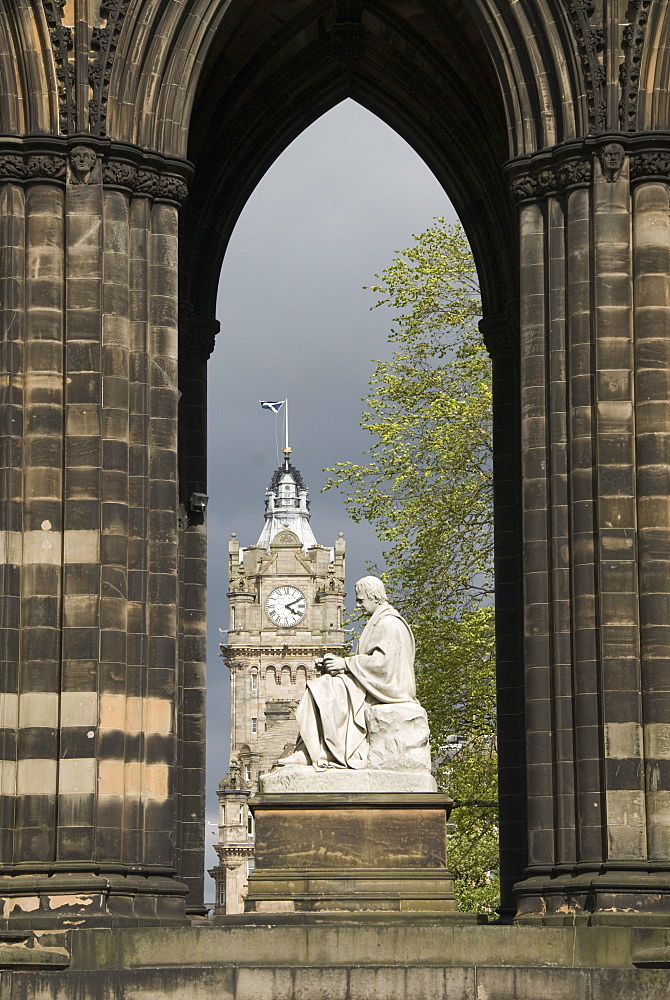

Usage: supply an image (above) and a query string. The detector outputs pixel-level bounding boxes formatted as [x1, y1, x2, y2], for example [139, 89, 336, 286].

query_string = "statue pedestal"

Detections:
[245, 789, 457, 914]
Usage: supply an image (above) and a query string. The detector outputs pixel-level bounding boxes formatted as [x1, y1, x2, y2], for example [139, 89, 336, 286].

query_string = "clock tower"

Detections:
[210, 449, 347, 914]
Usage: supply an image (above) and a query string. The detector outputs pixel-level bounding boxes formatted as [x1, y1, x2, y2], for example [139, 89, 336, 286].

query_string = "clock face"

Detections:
[266, 586, 306, 627]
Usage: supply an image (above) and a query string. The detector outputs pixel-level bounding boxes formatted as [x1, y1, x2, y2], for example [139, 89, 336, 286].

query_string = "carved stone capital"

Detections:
[103, 159, 189, 203]
[508, 134, 670, 201]
[102, 160, 137, 188]
[630, 150, 670, 183]
[0, 151, 67, 182]
[508, 155, 591, 202]
[479, 315, 517, 358]
[0, 138, 191, 202]
[179, 310, 220, 362]
[506, 139, 623, 202]
[557, 157, 592, 190]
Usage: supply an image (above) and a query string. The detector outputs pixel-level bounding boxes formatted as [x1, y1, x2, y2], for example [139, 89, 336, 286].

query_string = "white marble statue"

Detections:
[277, 576, 420, 771]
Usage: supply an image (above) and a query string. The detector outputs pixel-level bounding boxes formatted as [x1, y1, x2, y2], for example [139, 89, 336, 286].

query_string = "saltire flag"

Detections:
[260, 400, 284, 413]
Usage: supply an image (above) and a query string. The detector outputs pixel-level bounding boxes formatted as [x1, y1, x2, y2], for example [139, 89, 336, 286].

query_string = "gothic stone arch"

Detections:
[1, 0, 670, 926]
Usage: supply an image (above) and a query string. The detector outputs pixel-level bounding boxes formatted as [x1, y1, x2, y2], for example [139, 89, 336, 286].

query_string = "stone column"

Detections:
[480, 313, 526, 921]
[18, 173, 66, 865]
[0, 142, 193, 927]
[0, 180, 23, 863]
[175, 309, 218, 914]
[633, 180, 670, 866]
[509, 140, 670, 924]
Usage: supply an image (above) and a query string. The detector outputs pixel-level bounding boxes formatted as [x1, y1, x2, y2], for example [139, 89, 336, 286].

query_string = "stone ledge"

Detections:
[250, 792, 450, 808]
[57, 922, 670, 971]
[2, 961, 669, 1000]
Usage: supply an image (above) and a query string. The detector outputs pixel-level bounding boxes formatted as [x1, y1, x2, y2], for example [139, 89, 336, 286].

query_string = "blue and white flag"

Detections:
[260, 400, 284, 413]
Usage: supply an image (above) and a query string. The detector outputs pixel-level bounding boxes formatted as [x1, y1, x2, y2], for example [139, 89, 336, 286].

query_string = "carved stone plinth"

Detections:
[259, 765, 437, 794]
[244, 793, 458, 915]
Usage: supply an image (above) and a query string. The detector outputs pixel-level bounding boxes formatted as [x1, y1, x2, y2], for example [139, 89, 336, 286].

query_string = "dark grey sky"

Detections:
[204, 98, 455, 891]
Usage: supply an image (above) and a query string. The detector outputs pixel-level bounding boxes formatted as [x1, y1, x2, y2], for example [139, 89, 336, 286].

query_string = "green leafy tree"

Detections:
[327, 219, 498, 914]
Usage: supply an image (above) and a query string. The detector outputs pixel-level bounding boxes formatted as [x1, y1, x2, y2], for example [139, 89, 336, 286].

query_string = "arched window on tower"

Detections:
[251, 670, 258, 691]
[281, 665, 292, 686]
[265, 666, 276, 685]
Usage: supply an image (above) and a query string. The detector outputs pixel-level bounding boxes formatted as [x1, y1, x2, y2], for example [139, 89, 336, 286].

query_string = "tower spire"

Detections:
[257, 449, 318, 551]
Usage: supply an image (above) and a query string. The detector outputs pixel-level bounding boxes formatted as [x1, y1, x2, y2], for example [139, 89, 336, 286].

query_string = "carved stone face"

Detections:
[603, 148, 620, 169]
[599, 143, 624, 182]
[70, 145, 96, 182]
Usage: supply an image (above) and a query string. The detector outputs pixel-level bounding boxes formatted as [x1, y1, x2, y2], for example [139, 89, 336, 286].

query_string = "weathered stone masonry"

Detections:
[0, 140, 196, 924]
[2, 0, 670, 936]
[508, 136, 670, 921]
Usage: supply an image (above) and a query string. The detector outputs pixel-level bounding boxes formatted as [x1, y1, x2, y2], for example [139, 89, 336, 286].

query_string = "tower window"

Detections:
[247, 813, 254, 837]
[219, 882, 226, 906]
[239, 805, 245, 824]
[245, 764, 251, 781]
[230, 606, 236, 630]
[251, 717, 257, 735]
[247, 858, 255, 876]
[251, 672, 258, 691]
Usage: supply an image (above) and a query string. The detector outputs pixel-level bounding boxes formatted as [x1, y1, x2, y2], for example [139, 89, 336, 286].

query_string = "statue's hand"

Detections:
[322, 654, 346, 675]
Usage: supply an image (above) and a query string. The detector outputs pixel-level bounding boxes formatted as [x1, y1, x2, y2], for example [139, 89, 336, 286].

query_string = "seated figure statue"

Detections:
[278, 575, 418, 770]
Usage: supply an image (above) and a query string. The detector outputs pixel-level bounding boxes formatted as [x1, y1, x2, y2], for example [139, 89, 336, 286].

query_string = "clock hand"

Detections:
[286, 598, 304, 611]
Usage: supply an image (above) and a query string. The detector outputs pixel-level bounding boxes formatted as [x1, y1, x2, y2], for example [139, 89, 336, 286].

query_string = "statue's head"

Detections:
[598, 142, 624, 182]
[355, 575, 387, 614]
[69, 145, 96, 183]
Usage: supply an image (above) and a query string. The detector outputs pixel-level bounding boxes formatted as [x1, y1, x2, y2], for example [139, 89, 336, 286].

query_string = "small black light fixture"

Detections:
[189, 492, 209, 515]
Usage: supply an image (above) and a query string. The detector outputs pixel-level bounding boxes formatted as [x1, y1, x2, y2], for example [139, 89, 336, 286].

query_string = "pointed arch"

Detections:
[637, 0, 670, 132]
[107, 0, 588, 159]
[0, 5, 22, 133]
[176, 1, 516, 323]
[466, 0, 586, 151]
[0, 0, 61, 134]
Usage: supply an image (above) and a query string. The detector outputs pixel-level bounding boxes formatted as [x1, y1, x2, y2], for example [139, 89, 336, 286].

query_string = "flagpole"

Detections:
[285, 398, 289, 456]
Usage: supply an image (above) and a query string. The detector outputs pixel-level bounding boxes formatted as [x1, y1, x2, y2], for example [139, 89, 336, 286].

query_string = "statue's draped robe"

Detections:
[297, 603, 417, 768]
